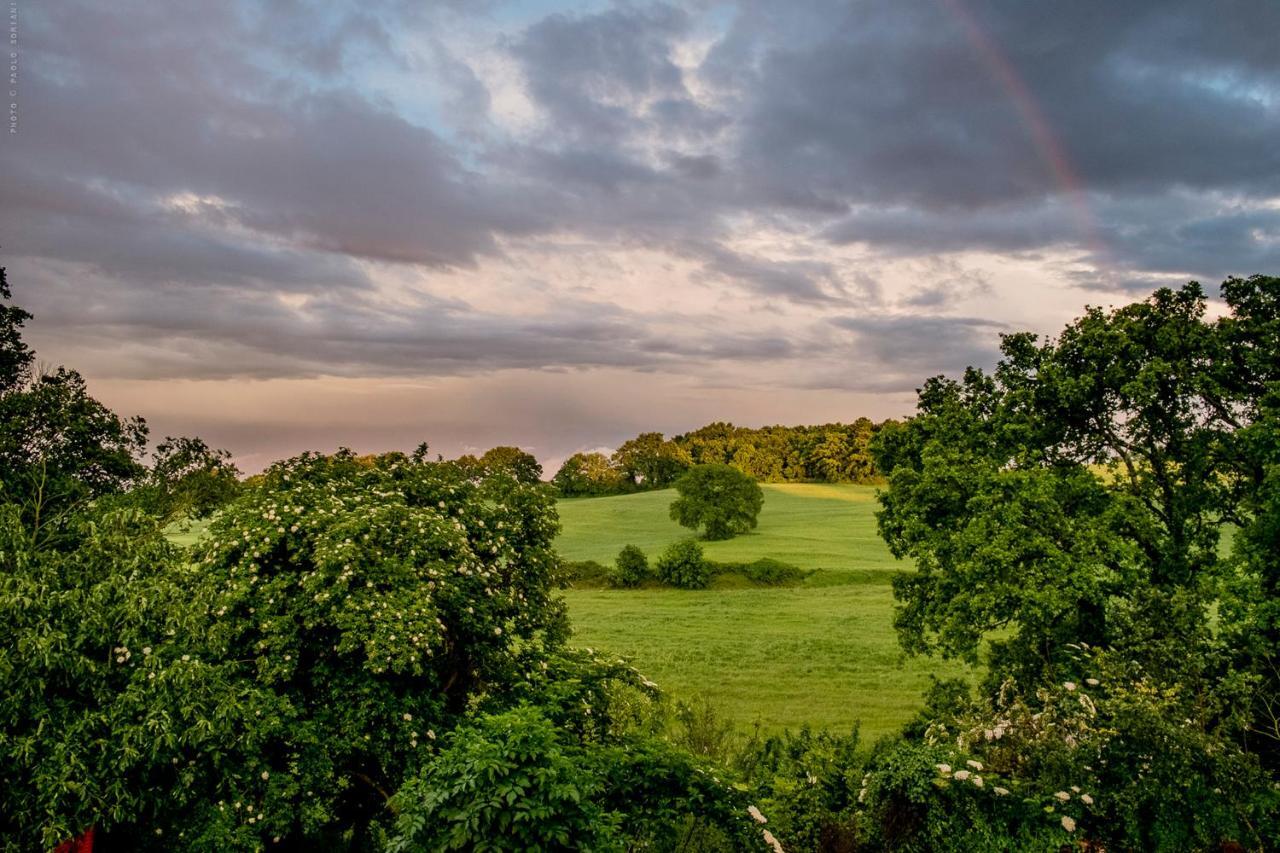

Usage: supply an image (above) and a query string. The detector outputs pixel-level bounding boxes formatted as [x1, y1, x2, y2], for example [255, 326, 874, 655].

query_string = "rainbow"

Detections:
[938, 0, 1107, 260]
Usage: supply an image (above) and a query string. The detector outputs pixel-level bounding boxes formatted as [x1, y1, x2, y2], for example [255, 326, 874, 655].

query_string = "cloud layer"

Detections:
[2, 0, 1277, 468]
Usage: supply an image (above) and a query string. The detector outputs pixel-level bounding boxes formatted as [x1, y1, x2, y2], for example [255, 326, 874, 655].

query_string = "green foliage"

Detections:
[0, 266, 34, 394]
[866, 276, 1280, 848]
[872, 279, 1279, 692]
[388, 703, 761, 853]
[612, 431, 690, 489]
[673, 698, 739, 764]
[675, 420, 888, 484]
[554, 421, 897, 498]
[558, 557, 612, 586]
[610, 544, 650, 588]
[0, 446, 578, 849]
[854, 647, 1280, 851]
[655, 538, 710, 589]
[0, 366, 148, 548]
[552, 451, 625, 496]
[670, 463, 764, 540]
[715, 557, 808, 586]
[0, 269, 149, 549]
[387, 704, 620, 851]
[134, 435, 241, 523]
[478, 445, 543, 483]
[736, 727, 864, 852]
[175, 450, 567, 845]
[0, 501, 265, 851]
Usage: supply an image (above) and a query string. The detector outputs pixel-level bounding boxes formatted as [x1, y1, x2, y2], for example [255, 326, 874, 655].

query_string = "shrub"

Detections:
[728, 557, 807, 586]
[611, 544, 650, 588]
[656, 539, 710, 589]
[0, 502, 256, 851]
[736, 726, 864, 852]
[559, 558, 612, 586]
[849, 648, 1280, 852]
[387, 704, 619, 851]
[174, 450, 568, 847]
[669, 463, 764, 540]
[388, 704, 759, 852]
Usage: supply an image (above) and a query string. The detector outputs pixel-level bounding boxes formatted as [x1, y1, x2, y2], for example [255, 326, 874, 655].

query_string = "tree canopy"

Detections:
[873, 276, 1280, 768]
[551, 451, 625, 496]
[669, 463, 765, 541]
[552, 419, 894, 497]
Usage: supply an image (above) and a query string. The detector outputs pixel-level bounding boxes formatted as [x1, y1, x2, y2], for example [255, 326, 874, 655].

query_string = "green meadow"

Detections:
[557, 484, 976, 739]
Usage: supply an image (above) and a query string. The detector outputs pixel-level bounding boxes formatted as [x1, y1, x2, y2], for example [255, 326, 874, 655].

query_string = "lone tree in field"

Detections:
[669, 463, 763, 540]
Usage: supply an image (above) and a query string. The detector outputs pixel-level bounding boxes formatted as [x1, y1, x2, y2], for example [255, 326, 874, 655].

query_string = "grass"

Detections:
[557, 484, 976, 740]
[556, 483, 893, 574]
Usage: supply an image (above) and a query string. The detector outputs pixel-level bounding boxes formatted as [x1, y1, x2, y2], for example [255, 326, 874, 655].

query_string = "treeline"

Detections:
[552, 419, 896, 496]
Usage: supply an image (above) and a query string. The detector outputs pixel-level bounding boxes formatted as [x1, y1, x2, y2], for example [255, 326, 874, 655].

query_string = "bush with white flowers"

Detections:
[179, 449, 569, 847]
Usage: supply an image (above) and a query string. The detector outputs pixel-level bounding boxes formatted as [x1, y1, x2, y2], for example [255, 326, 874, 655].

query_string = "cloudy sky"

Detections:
[2, 0, 1278, 472]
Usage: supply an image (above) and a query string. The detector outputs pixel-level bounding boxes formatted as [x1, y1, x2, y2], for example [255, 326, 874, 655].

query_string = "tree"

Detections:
[136, 435, 241, 522]
[0, 265, 34, 394]
[0, 501, 251, 850]
[612, 432, 689, 489]
[552, 451, 625, 496]
[669, 463, 764, 541]
[0, 275, 148, 547]
[871, 278, 1280, 757]
[479, 445, 543, 483]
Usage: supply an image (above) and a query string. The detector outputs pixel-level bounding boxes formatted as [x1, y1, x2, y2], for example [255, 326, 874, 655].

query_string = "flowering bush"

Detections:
[0, 448, 577, 849]
[864, 647, 1280, 851]
[174, 449, 568, 846]
[736, 727, 864, 851]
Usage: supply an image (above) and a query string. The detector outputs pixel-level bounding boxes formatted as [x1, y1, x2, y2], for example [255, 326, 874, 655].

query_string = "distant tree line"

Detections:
[552, 419, 895, 496]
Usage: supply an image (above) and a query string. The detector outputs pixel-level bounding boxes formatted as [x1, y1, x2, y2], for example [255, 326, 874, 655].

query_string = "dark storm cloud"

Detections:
[508, 4, 695, 141]
[822, 203, 1077, 255]
[498, 0, 1280, 288]
[2, 1, 543, 276]
[821, 313, 1007, 392]
[732, 0, 1280, 279]
[729, 0, 1280, 212]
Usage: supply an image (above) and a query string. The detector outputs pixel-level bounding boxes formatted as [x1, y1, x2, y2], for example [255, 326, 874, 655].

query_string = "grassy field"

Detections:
[558, 484, 975, 740]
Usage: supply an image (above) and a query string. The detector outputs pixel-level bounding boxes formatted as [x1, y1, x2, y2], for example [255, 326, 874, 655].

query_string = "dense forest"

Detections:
[553, 420, 893, 496]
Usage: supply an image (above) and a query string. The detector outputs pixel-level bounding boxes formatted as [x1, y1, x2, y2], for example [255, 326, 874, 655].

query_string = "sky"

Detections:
[1, 0, 1278, 473]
